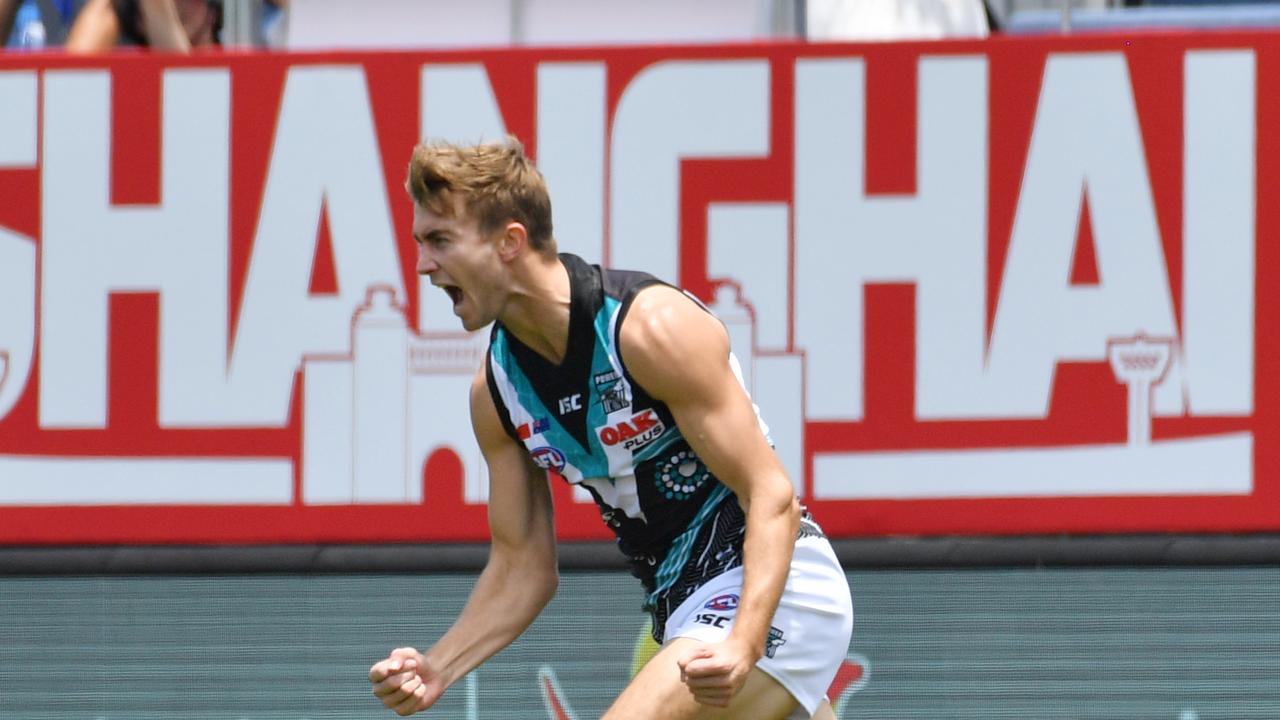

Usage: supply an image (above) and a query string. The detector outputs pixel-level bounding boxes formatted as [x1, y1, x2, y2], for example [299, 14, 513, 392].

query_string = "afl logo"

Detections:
[704, 594, 739, 611]
[530, 446, 567, 472]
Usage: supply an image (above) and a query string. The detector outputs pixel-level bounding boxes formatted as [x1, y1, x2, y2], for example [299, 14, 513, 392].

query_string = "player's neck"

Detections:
[499, 254, 571, 364]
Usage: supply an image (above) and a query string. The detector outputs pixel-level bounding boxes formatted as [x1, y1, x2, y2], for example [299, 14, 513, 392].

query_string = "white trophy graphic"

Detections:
[1107, 333, 1174, 447]
[300, 284, 490, 505]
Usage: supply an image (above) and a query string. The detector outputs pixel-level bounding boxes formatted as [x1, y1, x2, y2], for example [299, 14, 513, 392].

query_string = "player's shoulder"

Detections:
[619, 284, 725, 357]
[470, 355, 520, 449]
[627, 282, 692, 312]
[469, 359, 495, 418]
[624, 283, 697, 328]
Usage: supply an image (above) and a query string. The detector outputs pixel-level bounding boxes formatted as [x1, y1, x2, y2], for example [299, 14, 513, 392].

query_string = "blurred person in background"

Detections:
[66, 0, 220, 52]
[368, 137, 853, 719]
[261, 0, 284, 47]
[2, 0, 80, 49]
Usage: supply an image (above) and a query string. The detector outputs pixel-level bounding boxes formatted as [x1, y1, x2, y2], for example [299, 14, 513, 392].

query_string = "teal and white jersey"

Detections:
[485, 254, 771, 639]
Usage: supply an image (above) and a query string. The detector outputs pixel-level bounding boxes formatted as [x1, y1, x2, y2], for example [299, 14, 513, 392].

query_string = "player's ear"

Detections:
[498, 221, 528, 261]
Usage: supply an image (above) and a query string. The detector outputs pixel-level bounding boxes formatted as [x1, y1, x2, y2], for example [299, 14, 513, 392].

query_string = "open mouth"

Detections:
[441, 284, 463, 306]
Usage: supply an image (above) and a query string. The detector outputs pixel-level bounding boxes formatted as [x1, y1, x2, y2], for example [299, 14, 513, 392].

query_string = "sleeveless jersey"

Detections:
[485, 253, 770, 640]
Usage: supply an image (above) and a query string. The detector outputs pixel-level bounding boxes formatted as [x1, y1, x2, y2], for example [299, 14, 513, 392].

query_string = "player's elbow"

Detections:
[536, 566, 560, 606]
[490, 539, 559, 613]
[767, 480, 803, 534]
[521, 560, 559, 615]
[739, 472, 801, 515]
[524, 548, 559, 599]
[782, 491, 803, 528]
[519, 541, 561, 606]
[742, 476, 802, 535]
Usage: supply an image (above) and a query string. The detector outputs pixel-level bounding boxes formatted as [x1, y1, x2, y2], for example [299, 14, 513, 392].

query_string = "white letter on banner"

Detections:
[811, 57, 1254, 501]
[988, 53, 1178, 418]
[610, 60, 770, 284]
[1183, 50, 1254, 415]
[794, 56, 988, 422]
[537, 62, 606, 265]
[40, 69, 230, 429]
[0, 71, 36, 165]
[421, 63, 508, 144]
[0, 72, 37, 423]
[229, 66, 404, 426]
[419, 63, 508, 332]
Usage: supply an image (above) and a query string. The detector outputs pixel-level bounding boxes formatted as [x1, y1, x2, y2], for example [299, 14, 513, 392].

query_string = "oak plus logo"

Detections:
[597, 409, 665, 451]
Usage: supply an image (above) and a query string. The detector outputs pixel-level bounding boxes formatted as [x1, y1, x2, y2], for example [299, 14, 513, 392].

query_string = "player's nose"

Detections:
[416, 244, 439, 275]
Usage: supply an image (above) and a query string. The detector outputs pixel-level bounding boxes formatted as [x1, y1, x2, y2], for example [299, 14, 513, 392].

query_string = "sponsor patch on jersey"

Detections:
[599, 380, 630, 414]
[765, 626, 787, 659]
[516, 417, 551, 440]
[557, 394, 583, 414]
[530, 446, 567, 472]
[597, 409, 664, 451]
[704, 593, 739, 611]
[694, 612, 732, 628]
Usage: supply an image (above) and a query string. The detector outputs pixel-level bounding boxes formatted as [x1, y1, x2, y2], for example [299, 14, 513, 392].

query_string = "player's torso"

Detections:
[485, 254, 727, 551]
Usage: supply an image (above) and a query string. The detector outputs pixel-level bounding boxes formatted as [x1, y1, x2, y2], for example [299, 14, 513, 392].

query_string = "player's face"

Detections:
[412, 198, 507, 331]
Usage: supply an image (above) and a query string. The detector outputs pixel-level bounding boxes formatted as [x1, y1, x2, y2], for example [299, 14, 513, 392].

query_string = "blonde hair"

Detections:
[405, 136, 555, 256]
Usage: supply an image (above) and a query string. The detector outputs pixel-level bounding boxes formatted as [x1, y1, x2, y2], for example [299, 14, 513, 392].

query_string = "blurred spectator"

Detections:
[66, 0, 220, 52]
[261, 0, 285, 47]
[3, 0, 80, 49]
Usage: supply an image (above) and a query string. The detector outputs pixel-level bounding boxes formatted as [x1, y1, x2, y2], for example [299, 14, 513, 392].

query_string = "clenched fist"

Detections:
[369, 647, 445, 716]
[676, 639, 756, 708]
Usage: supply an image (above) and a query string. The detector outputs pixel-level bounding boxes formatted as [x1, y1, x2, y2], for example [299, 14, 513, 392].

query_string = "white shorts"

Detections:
[661, 536, 854, 719]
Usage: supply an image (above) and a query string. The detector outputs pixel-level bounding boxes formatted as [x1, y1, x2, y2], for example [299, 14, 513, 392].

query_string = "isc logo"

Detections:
[598, 409, 664, 450]
[694, 613, 732, 628]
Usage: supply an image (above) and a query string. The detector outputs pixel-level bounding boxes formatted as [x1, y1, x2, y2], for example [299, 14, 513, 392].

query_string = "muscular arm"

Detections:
[136, 0, 191, 51]
[620, 287, 801, 666]
[370, 365, 558, 714]
[425, 366, 559, 682]
[65, 0, 119, 53]
[67, 0, 198, 53]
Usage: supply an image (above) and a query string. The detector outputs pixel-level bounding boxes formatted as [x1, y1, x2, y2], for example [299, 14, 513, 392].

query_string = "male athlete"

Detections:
[368, 138, 853, 719]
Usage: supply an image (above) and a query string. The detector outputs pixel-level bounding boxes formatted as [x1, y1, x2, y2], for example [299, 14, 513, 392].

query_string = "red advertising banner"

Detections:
[0, 32, 1273, 543]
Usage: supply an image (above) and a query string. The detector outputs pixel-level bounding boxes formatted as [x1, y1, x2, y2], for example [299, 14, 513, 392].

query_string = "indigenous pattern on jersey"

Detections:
[485, 253, 771, 641]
